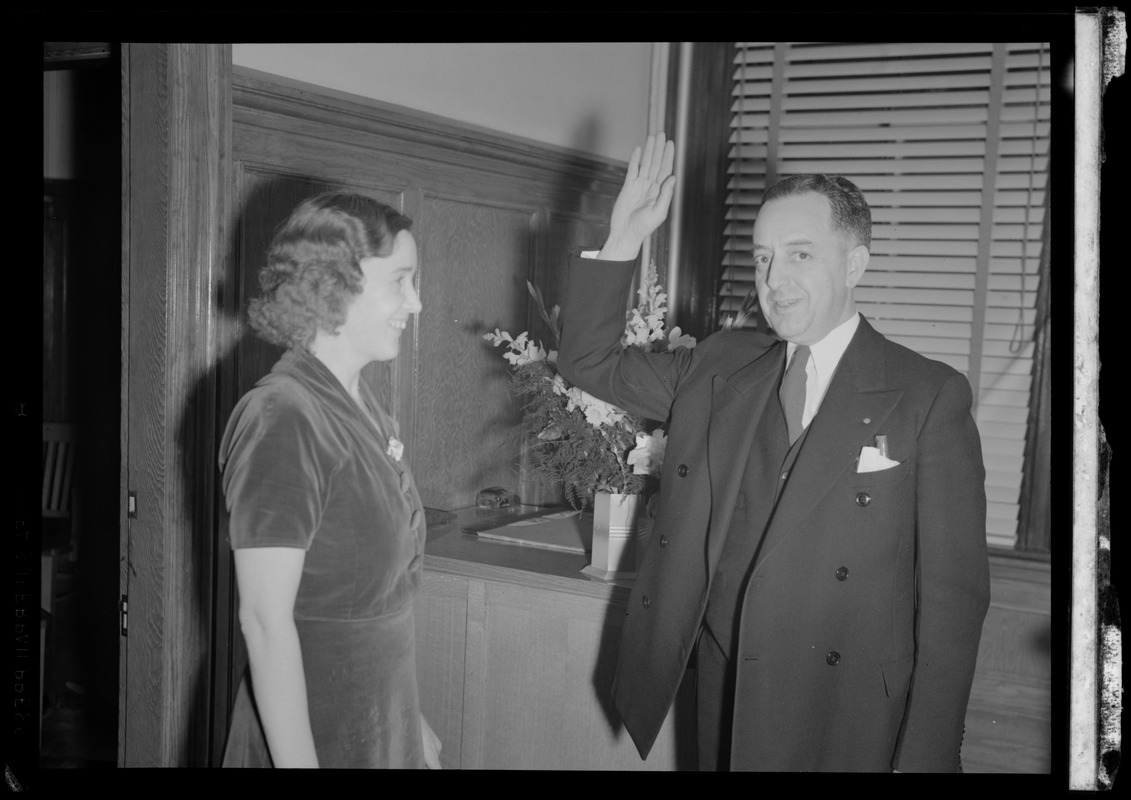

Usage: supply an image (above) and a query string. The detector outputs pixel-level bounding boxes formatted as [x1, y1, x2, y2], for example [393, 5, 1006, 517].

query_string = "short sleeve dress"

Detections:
[219, 349, 427, 768]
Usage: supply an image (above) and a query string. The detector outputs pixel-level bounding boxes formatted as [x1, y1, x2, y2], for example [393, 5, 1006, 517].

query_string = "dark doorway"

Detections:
[42, 47, 121, 767]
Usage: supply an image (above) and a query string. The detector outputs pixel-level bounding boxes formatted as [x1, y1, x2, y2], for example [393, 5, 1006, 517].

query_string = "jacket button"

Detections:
[836, 566, 849, 581]
[826, 651, 841, 666]
[677, 464, 689, 477]
[855, 491, 871, 507]
[642, 595, 651, 609]
[659, 535, 668, 548]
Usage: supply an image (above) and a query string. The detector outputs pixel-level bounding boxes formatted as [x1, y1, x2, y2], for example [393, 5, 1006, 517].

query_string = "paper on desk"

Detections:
[507, 510, 580, 526]
[476, 510, 590, 554]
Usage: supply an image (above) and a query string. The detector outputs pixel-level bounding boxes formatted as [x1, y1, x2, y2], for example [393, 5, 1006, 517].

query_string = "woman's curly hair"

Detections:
[248, 193, 413, 350]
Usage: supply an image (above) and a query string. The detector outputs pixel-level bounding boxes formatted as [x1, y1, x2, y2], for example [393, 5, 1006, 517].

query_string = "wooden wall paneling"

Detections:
[474, 580, 686, 770]
[457, 578, 490, 769]
[168, 42, 232, 768]
[414, 571, 471, 770]
[117, 44, 131, 767]
[231, 67, 627, 199]
[543, 211, 617, 320]
[121, 43, 230, 767]
[412, 194, 536, 509]
[122, 41, 171, 768]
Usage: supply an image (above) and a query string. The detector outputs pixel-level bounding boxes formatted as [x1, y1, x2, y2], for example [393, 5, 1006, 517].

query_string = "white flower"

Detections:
[667, 326, 697, 351]
[487, 329, 549, 367]
[566, 387, 628, 429]
[386, 437, 404, 461]
[483, 328, 513, 347]
[626, 429, 668, 475]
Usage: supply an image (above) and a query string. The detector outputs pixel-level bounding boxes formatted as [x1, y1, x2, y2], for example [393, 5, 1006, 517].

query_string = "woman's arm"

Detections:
[234, 547, 319, 768]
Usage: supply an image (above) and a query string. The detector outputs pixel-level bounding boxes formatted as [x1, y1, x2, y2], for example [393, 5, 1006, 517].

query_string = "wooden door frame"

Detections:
[120, 43, 232, 767]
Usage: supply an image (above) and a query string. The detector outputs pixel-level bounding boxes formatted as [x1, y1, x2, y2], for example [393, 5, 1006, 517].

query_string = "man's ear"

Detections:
[845, 244, 869, 288]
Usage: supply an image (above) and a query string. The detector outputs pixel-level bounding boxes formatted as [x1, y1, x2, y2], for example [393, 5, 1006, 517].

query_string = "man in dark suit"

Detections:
[557, 133, 990, 772]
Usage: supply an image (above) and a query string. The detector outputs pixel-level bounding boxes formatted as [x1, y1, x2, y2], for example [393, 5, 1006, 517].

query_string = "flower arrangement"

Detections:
[485, 261, 695, 509]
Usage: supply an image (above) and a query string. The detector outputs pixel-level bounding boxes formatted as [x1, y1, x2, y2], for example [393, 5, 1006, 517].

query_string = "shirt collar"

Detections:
[785, 312, 860, 391]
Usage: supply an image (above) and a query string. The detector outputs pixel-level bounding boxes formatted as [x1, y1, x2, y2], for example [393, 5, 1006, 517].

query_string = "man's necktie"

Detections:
[780, 345, 811, 445]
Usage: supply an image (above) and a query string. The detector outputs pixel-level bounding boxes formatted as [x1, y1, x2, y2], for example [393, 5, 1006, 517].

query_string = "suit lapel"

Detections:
[704, 344, 785, 572]
[754, 319, 904, 567]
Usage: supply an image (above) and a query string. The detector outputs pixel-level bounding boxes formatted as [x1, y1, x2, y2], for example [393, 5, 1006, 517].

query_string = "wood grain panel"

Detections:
[412, 195, 535, 510]
[541, 211, 615, 333]
[123, 42, 173, 768]
[122, 43, 231, 767]
[475, 580, 689, 770]
[232, 67, 627, 203]
[414, 571, 470, 770]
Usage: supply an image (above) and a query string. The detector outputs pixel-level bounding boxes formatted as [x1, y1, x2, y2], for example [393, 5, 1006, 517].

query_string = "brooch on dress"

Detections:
[386, 437, 404, 462]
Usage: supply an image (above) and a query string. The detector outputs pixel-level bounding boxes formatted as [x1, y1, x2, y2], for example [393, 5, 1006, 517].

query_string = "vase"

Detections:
[582, 491, 650, 581]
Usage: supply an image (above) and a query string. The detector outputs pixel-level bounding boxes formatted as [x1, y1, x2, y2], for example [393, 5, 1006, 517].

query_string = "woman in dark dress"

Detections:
[219, 193, 441, 768]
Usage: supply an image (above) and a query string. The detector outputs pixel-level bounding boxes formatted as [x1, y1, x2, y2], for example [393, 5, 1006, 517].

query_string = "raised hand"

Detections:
[599, 132, 677, 262]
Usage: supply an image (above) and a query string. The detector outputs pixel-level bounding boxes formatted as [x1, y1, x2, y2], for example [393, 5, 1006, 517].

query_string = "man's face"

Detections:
[751, 192, 868, 345]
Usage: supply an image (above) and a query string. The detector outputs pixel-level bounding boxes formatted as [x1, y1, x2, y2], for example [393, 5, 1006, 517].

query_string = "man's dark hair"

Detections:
[762, 174, 872, 249]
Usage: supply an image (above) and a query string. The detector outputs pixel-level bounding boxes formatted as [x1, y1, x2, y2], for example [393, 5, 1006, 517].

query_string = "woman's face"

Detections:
[338, 230, 422, 363]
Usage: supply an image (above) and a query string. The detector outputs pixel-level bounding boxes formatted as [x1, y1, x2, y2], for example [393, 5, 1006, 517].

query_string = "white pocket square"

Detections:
[857, 445, 901, 473]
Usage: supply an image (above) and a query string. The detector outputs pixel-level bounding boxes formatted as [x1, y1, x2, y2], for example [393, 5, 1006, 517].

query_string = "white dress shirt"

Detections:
[786, 313, 860, 430]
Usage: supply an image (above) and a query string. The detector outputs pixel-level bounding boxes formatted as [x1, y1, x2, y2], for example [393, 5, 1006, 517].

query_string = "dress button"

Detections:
[855, 491, 871, 507]
[826, 651, 841, 666]
[677, 464, 689, 477]
[659, 535, 668, 548]
[781, 471, 789, 481]
[400, 472, 412, 492]
[642, 595, 651, 609]
[410, 508, 423, 529]
[836, 566, 849, 581]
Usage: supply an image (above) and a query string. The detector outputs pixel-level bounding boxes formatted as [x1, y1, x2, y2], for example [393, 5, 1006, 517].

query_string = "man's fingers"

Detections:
[646, 132, 667, 181]
[659, 139, 675, 181]
[625, 145, 642, 183]
[641, 134, 657, 179]
[654, 174, 677, 217]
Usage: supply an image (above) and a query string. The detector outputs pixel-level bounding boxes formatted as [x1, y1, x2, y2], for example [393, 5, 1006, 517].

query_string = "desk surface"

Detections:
[424, 506, 634, 602]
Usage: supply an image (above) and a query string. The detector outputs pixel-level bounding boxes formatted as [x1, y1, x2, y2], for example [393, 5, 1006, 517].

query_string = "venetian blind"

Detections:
[719, 42, 1050, 548]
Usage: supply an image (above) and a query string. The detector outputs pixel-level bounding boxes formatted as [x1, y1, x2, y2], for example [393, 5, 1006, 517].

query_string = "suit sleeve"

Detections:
[894, 371, 991, 772]
[557, 252, 701, 423]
